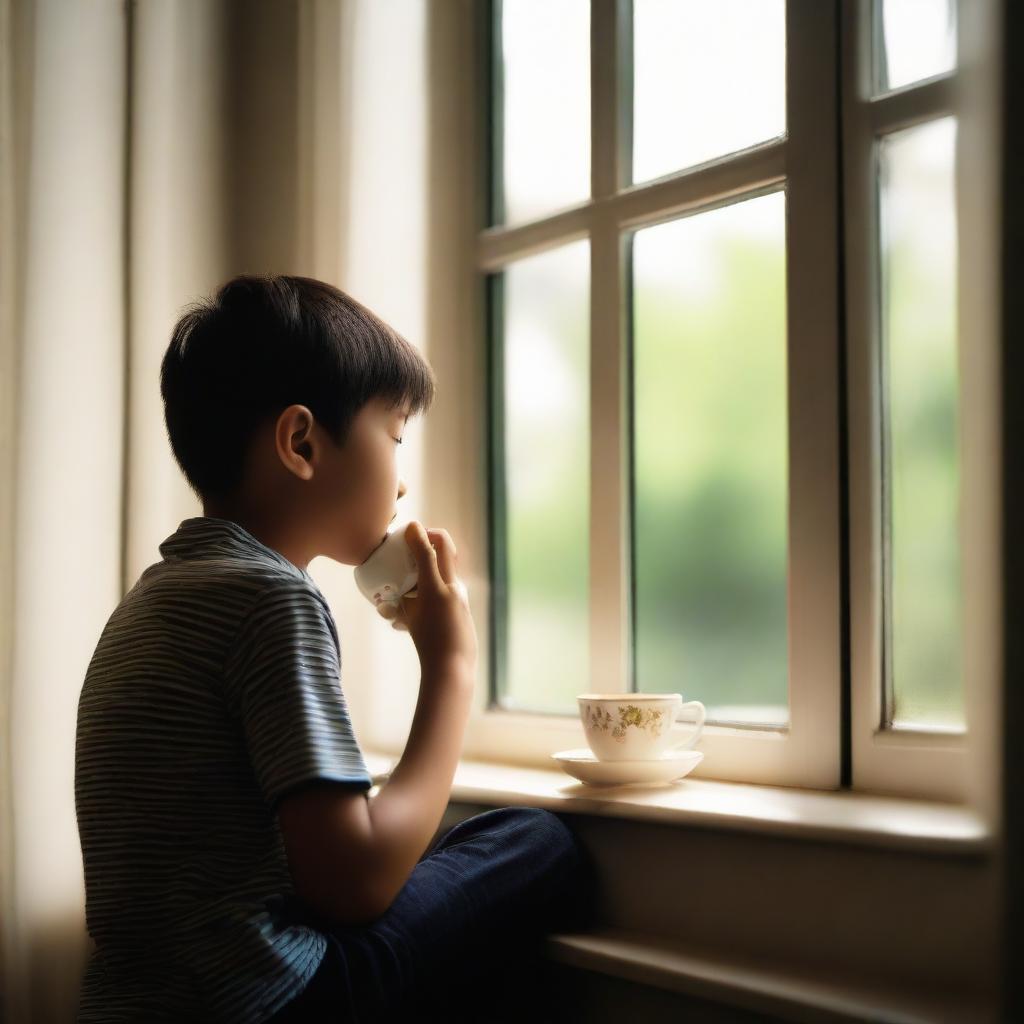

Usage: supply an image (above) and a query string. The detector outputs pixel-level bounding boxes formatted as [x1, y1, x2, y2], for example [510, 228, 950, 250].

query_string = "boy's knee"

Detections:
[518, 817, 597, 935]
[511, 809, 596, 894]
[446, 806, 600, 931]
[495, 806, 581, 857]
[440, 805, 590, 876]
[459, 804, 561, 838]
[459, 806, 581, 859]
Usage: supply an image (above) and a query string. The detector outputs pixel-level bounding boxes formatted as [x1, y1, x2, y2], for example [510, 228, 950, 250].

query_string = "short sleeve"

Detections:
[223, 580, 373, 809]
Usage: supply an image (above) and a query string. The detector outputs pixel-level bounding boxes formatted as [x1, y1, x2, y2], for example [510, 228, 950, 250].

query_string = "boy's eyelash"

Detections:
[393, 437, 403, 445]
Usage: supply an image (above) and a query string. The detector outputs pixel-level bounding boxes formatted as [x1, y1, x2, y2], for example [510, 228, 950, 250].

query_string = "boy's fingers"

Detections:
[404, 522, 443, 591]
[424, 528, 457, 587]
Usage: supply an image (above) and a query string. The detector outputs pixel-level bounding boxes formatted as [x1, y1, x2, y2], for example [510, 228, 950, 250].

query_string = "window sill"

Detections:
[363, 749, 998, 1018]
[361, 750, 993, 856]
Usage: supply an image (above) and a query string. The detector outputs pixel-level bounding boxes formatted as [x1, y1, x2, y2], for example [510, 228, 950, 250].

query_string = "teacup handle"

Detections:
[669, 700, 706, 752]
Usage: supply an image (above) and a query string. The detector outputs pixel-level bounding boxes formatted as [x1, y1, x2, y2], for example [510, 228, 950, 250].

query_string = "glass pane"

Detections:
[633, 0, 786, 186]
[878, 117, 962, 729]
[498, 0, 590, 225]
[496, 241, 590, 712]
[633, 193, 788, 727]
[876, 0, 956, 93]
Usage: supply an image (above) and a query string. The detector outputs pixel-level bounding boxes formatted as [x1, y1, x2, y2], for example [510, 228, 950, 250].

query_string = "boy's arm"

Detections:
[280, 524, 477, 926]
[277, 657, 474, 926]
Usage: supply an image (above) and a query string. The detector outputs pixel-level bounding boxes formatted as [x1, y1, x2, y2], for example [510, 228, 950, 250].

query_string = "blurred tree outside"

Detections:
[883, 118, 963, 728]
[499, 172, 961, 730]
[633, 195, 788, 725]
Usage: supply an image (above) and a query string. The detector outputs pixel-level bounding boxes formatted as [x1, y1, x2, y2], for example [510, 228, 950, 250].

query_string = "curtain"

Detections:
[0, 0, 452, 1019]
[2, 1, 129, 1018]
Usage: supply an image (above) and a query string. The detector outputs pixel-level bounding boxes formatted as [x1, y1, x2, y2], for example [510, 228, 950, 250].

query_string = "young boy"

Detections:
[73, 274, 596, 1024]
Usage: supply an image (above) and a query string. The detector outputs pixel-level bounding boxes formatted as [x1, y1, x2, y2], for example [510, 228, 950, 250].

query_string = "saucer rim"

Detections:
[551, 747, 704, 765]
[551, 749, 704, 787]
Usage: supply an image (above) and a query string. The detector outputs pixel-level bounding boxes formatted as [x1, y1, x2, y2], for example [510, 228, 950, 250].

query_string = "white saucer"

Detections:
[551, 748, 703, 787]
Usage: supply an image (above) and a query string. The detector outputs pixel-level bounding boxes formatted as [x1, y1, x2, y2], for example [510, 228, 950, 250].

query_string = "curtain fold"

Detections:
[124, 0, 237, 580]
[0, 0, 451, 1013]
[0, 1, 389, 1019]
[2, 1, 128, 1019]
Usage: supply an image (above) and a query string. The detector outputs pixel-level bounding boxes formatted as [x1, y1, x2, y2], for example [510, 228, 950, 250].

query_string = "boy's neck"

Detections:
[201, 501, 313, 572]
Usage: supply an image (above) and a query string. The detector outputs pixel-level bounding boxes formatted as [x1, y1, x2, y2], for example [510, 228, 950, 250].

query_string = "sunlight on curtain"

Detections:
[331, 0, 431, 750]
[1, 1, 339, 1020]
[1, 2, 127, 1020]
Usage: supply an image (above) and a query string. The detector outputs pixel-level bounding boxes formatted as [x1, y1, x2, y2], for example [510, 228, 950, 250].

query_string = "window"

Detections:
[461, 0, 997, 801]
[843, 0, 998, 800]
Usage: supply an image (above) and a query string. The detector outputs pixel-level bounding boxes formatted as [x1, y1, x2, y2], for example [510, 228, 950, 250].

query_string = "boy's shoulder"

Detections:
[91, 517, 338, 664]
[131, 550, 328, 624]
[85, 552, 337, 701]
[147, 516, 320, 600]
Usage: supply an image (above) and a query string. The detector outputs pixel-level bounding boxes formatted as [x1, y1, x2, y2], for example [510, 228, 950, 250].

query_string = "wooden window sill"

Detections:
[361, 751, 997, 1020]
[362, 750, 992, 856]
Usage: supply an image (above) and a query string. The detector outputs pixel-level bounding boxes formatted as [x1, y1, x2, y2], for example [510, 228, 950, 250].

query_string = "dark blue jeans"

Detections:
[266, 806, 599, 1023]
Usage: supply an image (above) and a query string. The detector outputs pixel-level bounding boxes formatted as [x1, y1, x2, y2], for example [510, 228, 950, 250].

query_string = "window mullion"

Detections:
[783, 0, 844, 787]
[868, 73, 957, 135]
[954, 0, 1002, 825]
[591, 0, 631, 200]
[589, 0, 630, 694]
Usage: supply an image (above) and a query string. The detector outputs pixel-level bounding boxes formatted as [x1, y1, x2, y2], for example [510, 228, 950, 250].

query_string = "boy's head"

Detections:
[160, 274, 436, 566]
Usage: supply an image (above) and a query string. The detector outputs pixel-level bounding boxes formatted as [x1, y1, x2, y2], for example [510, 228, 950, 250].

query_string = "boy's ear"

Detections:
[275, 404, 316, 481]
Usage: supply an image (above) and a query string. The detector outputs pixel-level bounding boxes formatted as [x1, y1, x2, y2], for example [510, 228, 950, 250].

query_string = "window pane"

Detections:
[876, 0, 956, 93]
[878, 117, 962, 730]
[632, 0, 785, 186]
[495, 242, 590, 712]
[633, 193, 788, 727]
[498, 0, 590, 225]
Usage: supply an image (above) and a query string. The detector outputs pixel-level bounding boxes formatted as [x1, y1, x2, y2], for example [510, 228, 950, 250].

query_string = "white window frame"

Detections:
[843, 0, 1002, 804]
[460, 0, 840, 790]
[449, 0, 999, 805]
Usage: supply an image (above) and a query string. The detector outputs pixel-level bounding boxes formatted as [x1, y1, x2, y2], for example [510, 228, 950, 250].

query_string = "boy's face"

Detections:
[204, 396, 409, 571]
[312, 395, 410, 566]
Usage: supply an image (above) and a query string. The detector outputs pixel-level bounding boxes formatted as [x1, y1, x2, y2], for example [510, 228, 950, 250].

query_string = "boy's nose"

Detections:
[397, 478, 407, 500]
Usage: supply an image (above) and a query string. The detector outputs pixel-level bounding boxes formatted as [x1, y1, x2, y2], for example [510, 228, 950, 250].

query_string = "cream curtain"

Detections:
[1, 1, 129, 1018]
[0, 1, 478, 1019]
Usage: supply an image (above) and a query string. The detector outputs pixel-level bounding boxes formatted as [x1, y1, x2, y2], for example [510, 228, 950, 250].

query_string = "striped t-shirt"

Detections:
[74, 516, 374, 1023]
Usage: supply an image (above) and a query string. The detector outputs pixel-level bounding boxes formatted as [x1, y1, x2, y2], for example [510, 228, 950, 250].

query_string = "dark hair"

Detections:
[160, 274, 436, 503]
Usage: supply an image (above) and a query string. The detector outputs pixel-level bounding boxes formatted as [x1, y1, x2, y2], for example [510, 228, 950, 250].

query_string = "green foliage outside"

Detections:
[632, 218, 788, 722]
[887, 192, 963, 728]
[499, 190, 962, 730]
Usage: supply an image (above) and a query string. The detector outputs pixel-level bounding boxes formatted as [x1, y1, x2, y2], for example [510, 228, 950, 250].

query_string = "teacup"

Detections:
[578, 693, 706, 761]
[354, 521, 419, 612]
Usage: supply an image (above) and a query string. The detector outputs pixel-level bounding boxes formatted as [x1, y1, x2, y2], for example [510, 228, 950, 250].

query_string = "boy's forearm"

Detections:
[365, 660, 475, 910]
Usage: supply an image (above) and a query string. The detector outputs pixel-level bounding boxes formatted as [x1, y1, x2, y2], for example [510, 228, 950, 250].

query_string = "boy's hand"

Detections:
[394, 522, 477, 679]
[376, 595, 411, 631]
[375, 580, 467, 632]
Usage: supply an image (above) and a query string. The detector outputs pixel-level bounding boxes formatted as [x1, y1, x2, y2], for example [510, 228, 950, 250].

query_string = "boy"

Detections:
[73, 274, 596, 1023]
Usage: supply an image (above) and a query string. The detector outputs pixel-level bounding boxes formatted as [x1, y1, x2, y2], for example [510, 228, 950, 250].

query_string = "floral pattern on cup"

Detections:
[583, 703, 666, 743]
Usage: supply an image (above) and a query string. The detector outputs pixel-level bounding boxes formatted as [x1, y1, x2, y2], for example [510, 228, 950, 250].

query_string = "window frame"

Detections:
[843, 0, 1001, 802]
[454, 0, 998, 804]
[464, 0, 842, 790]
